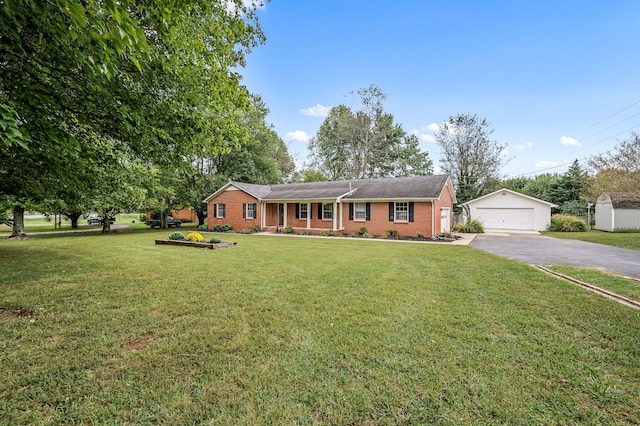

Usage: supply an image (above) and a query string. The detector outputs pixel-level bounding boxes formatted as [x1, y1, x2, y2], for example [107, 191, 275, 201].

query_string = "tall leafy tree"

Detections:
[308, 85, 432, 180]
[434, 113, 506, 206]
[1, 0, 266, 236]
[588, 133, 640, 197]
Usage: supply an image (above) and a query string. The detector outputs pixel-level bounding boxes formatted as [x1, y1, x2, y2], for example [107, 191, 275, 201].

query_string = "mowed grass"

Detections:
[1, 233, 639, 424]
[544, 230, 640, 251]
[0, 213, 145, 233]
[547, 265, 640, 302]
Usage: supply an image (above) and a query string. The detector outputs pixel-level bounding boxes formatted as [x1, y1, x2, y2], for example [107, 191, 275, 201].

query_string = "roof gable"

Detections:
[461, 188, 558, 207]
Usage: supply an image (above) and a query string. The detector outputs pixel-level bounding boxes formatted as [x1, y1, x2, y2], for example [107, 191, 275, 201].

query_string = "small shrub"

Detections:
[185, 232, 204, 242]
[209, 237, 221, 244]
[222, 224, 233, 232]
[453, 219, 484, 233]
[284, 225, 294, 234]
[250, 225, 262, 233]
[549, 214, 587, 232]
[328, 230, 335, 236]
[385, 227, 398, 237]
[213, 224, 222, 232]
[363, 232, 373, 238]
[169, 232, 185, 240]
[197, 224, 208, 231]
[416, 231, 424, 238]
[319, 231, 326, 236]
[180, 219, 193, 224]
[236, 229, 253, 234]
[139, 213, 148, 222]
[356, 225, 368, 236]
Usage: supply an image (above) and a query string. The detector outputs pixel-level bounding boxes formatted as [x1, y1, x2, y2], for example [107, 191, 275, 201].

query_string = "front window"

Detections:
[354, 203, 366, 221]
[322, 203, 333, 220]
[299, 203, 308, 219]
[247, 203, 256, 219]
[217, 203, 226, 218]
[395, 202, 408, 222]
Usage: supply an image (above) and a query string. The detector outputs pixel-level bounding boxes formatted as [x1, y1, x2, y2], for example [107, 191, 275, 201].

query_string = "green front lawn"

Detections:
[1, 234, 639, 424]
[544, 229, 640, 251]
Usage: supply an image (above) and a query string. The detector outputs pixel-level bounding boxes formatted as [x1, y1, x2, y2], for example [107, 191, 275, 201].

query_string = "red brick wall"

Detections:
[433, 186, 454, 233]
[206, 189, 261, 231]
[341, 202, 434, 237]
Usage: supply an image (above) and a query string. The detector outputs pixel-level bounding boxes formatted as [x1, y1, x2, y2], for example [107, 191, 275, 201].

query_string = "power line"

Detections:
[574, 98, 640, 136]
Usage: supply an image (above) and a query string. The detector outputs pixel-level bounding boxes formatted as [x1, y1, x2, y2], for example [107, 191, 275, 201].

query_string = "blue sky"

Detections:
[240, 1, 640, 178]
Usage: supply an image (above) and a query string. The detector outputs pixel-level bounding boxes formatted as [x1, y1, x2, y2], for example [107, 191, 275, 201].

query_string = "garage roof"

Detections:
[460, 188, 558, 207]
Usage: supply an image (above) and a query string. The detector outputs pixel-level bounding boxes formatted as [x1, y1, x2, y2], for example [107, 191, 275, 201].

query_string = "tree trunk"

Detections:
[101, 218, 111, 233]
[63, 211, 83, 229]
[10, 205, 27, 238]
[196, 211, 206, 226]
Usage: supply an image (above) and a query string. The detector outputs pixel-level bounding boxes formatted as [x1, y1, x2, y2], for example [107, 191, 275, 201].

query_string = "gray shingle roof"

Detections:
[599, 192, 640, 209]
[226, 175, 451, 201]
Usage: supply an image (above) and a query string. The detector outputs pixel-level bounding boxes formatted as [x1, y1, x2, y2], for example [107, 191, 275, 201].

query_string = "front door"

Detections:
[441, 208, 450, 233]
[278, 203, 285, 226]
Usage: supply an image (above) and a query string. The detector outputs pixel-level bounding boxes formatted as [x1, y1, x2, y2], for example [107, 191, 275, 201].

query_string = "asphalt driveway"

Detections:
[470, 234, 640, 279]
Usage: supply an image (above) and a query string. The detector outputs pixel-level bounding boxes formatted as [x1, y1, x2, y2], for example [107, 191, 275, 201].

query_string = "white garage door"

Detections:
[476, 208, 534, 230]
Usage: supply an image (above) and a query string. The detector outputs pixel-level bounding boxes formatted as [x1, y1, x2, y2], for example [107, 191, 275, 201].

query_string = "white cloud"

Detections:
[285, 130, 310, 143]
[535, 160, 559, 167]
[412, 123, 440, 143]
[412, 129, 436, 143]
[560, 136, 580, 147]
[300, 104, 332, 117]
[433, 165, 443, 174]
[513, 142, 533, 151]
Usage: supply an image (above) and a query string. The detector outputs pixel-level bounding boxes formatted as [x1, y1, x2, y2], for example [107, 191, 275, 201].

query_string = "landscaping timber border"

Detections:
[155, 240, 237, 249]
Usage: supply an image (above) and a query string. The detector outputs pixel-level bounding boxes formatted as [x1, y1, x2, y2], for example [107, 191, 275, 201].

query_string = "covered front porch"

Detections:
[261, 200, 346, 232]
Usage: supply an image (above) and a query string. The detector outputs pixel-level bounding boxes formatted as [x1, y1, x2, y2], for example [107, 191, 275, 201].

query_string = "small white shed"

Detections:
[595, 192, 640, 232]
[461, 188, 557, 232]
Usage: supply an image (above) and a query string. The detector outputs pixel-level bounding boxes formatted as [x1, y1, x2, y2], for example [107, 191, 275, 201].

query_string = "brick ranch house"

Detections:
[203, 175, 456, 238]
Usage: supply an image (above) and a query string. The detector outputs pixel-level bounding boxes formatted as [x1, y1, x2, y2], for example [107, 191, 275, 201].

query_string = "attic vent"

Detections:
[502, 192, 507, 196]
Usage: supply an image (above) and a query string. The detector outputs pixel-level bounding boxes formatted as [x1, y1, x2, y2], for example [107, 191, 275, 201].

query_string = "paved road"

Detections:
[471, 234, 640, 279]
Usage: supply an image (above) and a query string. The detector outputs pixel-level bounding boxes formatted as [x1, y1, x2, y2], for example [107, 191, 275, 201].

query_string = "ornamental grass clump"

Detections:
[549, 214, 587, 232]
[209, 237, 221, 244]
[453, 218, 484, 233]
[185, 232, 204, 242]
[169, 232, 185, 240]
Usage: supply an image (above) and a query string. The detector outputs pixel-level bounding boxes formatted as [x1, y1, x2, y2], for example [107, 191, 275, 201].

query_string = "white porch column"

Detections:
[283, 202, 287, 227]
[339, 202, 343, 230]
[333, 201, 337, 231]
[307, 202, 311, 229]
[261, 203, 266, 229]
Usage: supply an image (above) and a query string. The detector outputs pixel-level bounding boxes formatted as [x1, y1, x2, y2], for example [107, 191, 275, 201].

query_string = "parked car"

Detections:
[145, 216, 181, 228]
[87, 214, 115, 225]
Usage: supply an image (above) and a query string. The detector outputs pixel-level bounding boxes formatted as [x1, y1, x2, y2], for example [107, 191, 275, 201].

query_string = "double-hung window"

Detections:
[354, 203, 367, 221]
[216, 203, 226, 218]
[322, 203, 333, 220]
[244, 203, 257, 219]
[395, 202, 408, 222]
[299, 203, 308, 219]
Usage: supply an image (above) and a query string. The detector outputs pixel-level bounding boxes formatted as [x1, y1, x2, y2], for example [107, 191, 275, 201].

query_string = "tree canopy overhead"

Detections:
[307, 84, 432, 180]
[0, 0, 268, 236]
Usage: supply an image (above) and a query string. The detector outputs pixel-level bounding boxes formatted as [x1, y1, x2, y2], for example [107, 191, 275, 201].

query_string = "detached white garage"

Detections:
[461, 188, 557, 232]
